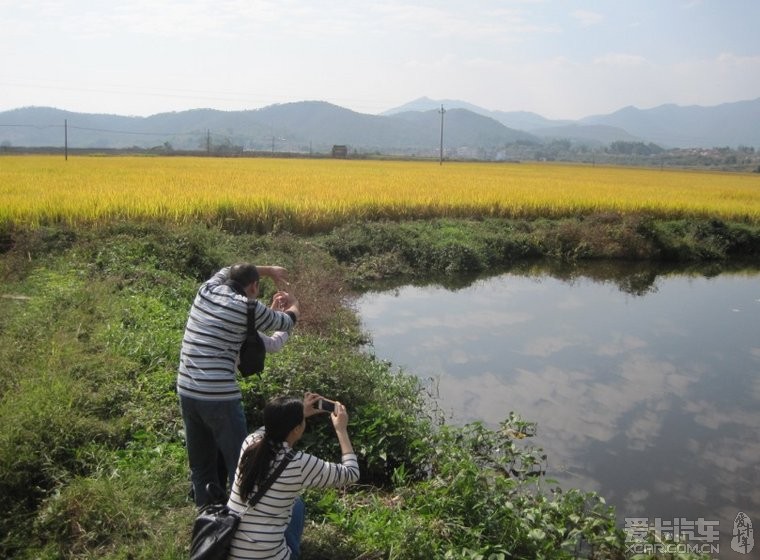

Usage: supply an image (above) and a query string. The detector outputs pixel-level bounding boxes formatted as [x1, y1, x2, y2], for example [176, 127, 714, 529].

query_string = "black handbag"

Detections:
[189, 501, 239, 560]
[237, 303, 266, 377]
[189, 449, 296, 560]
[224, 279, 266, 377]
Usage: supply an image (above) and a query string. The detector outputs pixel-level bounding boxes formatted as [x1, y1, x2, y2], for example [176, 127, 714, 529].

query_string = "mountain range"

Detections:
[1, 96, 758, 155]
[385, 96, 760, 148]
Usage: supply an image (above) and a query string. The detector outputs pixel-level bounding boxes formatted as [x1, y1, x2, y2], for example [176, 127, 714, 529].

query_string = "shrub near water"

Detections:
[318, 217, 760, 289]
[309, 419, 623, 560]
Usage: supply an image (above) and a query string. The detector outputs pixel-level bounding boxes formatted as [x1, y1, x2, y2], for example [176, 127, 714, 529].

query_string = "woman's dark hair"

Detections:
[238, 396, 304, 501]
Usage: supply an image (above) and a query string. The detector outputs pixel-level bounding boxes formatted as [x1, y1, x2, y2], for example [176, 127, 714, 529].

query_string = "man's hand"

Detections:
[277, 292, 298, 309]
[271, 292, 287, 311]
[257, 265, 289, 290]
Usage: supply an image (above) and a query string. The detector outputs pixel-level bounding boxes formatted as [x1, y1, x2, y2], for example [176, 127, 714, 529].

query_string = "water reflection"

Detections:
[354, 263, 760, 553]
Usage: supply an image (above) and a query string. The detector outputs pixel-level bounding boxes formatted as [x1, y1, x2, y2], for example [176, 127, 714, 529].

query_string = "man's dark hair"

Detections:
[229, 263, 260, 287]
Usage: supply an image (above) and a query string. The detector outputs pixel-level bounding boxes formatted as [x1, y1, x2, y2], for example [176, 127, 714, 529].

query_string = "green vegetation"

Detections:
[320, 215, 760, 289]
[0, 216, 739, 559]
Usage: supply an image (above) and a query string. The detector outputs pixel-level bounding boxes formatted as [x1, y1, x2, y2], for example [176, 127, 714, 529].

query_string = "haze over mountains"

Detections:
[386, 96, 760, 148]
[1, 97, 759, 155]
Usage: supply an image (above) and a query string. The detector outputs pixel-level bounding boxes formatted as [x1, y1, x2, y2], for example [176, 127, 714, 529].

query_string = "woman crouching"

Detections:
[226, 392, 359, 559]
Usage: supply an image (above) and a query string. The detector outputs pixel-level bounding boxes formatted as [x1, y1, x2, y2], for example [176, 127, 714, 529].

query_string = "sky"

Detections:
[2, 0, 760, 120]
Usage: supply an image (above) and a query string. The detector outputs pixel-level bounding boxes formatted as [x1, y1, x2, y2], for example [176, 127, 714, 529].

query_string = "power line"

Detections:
[67, 125, 196, 136]
[1, 122, 204, 137]
[0, 123, 64, 129]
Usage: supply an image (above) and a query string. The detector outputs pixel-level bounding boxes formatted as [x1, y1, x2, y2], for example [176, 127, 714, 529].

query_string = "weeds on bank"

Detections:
[305, 417, 623, 560]
[318, 216, 760, 288]
[0, 222, 440, 557]
[0, 222, 721, 559]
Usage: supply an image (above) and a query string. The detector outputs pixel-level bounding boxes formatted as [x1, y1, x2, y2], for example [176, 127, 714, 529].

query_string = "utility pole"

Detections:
[64, 119, 68, 161]
[438, 105, 446, 165]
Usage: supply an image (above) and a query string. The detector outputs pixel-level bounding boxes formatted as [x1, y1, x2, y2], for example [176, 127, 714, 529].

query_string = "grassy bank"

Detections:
[318, 215, 760, 288]
[0, 217, 740, 559]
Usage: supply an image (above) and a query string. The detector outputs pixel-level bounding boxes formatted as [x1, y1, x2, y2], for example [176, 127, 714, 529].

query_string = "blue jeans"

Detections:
[285, 497, 305, 559]
[179, 395, 248, 507]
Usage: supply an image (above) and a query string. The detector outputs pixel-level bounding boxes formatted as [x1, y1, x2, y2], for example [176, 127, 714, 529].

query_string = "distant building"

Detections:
[331, 145, 348, 158]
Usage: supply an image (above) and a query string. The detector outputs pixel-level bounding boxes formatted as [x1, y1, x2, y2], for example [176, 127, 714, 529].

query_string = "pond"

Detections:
[354, 263, 759, 555]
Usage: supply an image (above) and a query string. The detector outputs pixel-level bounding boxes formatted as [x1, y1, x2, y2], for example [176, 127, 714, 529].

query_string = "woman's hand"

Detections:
[331, 402, 349, 432]
[303, 392, 324, 418]
[330, 402, 354, 455]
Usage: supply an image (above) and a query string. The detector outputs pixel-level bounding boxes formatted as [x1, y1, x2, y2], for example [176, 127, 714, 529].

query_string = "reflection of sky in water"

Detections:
[356, 271, 760, 547]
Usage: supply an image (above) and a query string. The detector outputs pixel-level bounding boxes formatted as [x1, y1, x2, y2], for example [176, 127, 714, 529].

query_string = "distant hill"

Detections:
[2, 96, 759, 153]
[384, 96, 760, 148]
[384, 96, 573, 131]
[390, 108, 537, 146]
[580, 98, 760, 148]
[383, 96, 491, 117]
[0, 102, 540, 154]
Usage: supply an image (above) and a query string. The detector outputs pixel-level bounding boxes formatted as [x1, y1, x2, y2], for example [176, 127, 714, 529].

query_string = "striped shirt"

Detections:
[177, 267, 295, 401]
[259, 331, 289, 353]
[227, 430, 360, 560]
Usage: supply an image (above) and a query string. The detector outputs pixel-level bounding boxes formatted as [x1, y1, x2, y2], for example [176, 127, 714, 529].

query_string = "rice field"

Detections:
[1, 155, 759, 231]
